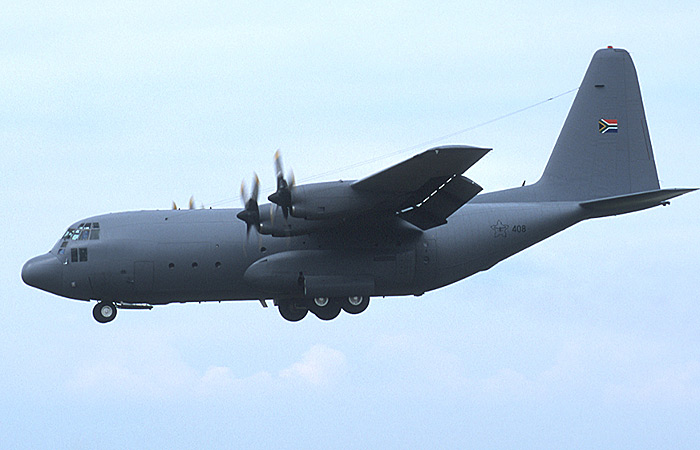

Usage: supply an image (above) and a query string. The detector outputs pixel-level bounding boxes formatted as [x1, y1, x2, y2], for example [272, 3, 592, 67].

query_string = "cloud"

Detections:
[605, 361, 700, 404]
[66, 341, 347, 400]
[279, 344, 348, 386]
[365, 328, 700, 407]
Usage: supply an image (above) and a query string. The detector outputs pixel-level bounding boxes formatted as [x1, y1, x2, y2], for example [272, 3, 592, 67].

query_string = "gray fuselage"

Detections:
[27, 196, 587, 306]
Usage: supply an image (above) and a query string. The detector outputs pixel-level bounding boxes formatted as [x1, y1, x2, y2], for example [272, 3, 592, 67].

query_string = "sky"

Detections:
[2, 1, 699, 448]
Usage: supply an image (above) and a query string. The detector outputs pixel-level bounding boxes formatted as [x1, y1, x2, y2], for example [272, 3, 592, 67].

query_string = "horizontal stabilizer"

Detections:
[579, 188, 696, 216]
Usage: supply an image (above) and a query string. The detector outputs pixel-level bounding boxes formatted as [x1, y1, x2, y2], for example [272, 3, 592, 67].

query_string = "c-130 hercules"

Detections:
[22, 47, 695, 323]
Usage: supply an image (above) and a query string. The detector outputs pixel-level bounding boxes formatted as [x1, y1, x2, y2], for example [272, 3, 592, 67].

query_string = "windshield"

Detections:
[62, 222, 100, 241]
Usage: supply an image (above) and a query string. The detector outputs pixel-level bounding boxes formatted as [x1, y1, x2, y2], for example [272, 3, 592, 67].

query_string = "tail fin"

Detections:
[536, 47, 660, 200]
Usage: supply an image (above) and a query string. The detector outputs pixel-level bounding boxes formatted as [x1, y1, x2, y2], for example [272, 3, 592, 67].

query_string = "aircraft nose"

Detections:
[22, 253, 63, 294]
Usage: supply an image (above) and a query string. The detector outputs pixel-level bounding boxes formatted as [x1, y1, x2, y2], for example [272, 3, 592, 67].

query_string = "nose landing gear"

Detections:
[93, 301, 117, 323]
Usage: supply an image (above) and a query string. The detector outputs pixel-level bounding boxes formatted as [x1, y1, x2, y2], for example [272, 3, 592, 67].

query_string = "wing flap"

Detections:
[399, 175, 483, 230]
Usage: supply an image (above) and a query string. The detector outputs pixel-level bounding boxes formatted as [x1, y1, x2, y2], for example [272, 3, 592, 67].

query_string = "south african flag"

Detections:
[599, 118, 618, 134]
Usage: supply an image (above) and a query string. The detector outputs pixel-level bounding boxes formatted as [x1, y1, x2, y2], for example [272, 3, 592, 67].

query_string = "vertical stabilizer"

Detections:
[536, 47, 660, 200]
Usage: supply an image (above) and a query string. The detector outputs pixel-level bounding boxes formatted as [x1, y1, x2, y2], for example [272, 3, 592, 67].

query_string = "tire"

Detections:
[310, 298, 341, 321]
[93, 301, 117, 323]
[278, 300, 308, 322]
[339, 296, 370, 315]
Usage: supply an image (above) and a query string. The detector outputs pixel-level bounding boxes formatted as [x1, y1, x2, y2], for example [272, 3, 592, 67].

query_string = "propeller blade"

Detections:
[274, 149, 284, 181]
[252, 173, 260, 202]
[189, 196, 195, 210]
[172, 201, 178, 210]
[286, 169, 295, 219]
[237, 174, 262, 236]
[268, 151, 293, 219]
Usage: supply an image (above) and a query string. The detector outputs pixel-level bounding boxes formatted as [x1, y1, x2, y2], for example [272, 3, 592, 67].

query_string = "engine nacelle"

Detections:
[256, 209, 341, 237]
[290, 181, 385, 220]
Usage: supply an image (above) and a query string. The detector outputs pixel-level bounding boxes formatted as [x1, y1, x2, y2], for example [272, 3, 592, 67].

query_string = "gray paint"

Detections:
[21, 47, 695, 322]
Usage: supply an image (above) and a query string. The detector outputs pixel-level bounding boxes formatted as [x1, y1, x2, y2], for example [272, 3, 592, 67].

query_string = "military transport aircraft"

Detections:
[22, 47, 695, 323]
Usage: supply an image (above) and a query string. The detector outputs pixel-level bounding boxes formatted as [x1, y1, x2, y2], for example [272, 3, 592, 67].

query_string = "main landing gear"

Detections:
[277, 296, 370, 322]
[93, 301, 117, 323]
[278, 300, 309, 322]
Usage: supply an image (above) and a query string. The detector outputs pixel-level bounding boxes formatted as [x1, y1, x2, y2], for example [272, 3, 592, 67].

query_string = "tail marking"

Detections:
[598, 118, 618, 134]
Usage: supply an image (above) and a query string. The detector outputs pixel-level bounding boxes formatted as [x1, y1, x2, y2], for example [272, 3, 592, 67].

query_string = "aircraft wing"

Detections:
[352, 145, 490, 229]
[352, 145, 489, 193]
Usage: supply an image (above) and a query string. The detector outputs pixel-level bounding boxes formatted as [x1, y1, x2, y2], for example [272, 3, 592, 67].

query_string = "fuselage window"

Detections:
[69, 247, 88, 262]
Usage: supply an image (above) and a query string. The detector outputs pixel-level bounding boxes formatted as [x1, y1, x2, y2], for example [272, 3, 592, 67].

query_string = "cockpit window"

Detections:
[62, 222, 100, 241]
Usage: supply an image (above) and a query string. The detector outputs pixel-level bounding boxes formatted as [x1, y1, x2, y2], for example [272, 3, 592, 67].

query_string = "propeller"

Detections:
[172, 196, 202, 210]
[237, 174, 261, 236]
[268, 150, 295, 220]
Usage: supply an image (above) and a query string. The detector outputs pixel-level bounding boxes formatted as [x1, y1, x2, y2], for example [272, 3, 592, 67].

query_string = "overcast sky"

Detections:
[2, 1, 699, 448]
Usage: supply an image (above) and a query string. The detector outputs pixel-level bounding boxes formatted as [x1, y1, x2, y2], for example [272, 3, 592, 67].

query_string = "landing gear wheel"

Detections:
[310, 297, 341, 321]
[278, 300, 308, 322]
[340, 296, 370, 315]
[93, 301, 117, 323]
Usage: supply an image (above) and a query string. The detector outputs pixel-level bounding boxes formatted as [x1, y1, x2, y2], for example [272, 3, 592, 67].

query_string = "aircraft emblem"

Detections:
[491, 220, 509, 238]
[598, 118, 618, 134]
